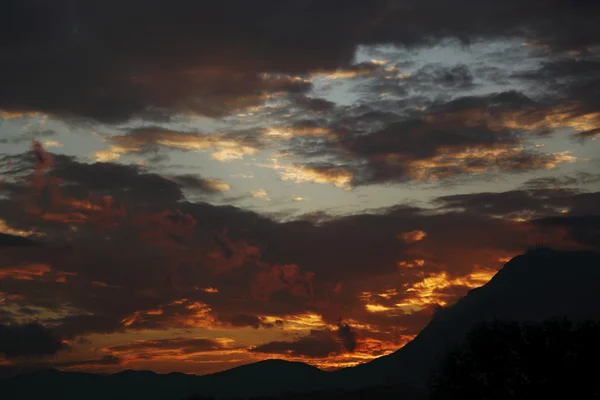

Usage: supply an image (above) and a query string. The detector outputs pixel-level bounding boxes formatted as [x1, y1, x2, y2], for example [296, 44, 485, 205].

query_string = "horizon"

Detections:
[1, 0, 600, 379]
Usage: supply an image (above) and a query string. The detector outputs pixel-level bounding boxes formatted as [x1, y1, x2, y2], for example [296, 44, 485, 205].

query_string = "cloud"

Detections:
[0, 264, 52, 280]
[107, 337, 228, 355]
[3, 1, 599, 123]
[399, 230, 427, 244]
[250, 264, 314, 301]
[265, 160, 353, 189]
[521, 173, 600, 190]
[1, 129, 57, 144]
[406, 63, 475, 90]
[43, 140, 63, 148]
[250, 189, 270, 201]
[0, 143, 599, 372]
[336, 321, 358, 352]
[168, 175, 231, 193]
[267, 91, 578, 187]
[434, 189, 591, 220]
[0, 323, 64, 359]
[222, 314, 280, 329]
[516, 58, 600, 138]
[96, 127, 260, 162]
[313, 60, 389, 80]
[249, 330, 342, 358]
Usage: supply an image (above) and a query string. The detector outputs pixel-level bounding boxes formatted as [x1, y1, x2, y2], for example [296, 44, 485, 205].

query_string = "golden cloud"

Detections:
[250, 189, 270, 201]
[0, 219, 41, 237]
[203, 179, 231, 192]
[264, 158, 353, 189]
[399, 230, 427, 244]
[95, 129, 259, 162]
[0, 110, 43, 119]
[264, 126, 331, 140]
[396, 268, 497, 310]
[0, 264, 52, 280]
[395, 147, 577, 182]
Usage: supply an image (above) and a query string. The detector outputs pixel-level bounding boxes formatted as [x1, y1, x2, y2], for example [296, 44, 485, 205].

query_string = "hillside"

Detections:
[2, 248, 600, 399]
[333, 248, 600, 389]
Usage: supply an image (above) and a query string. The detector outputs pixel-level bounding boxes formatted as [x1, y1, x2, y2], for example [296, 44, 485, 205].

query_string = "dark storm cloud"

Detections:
[521, 173, 600, 189]
[0, 0, 370, 123]
[0, 151, 229, 230]
[249, 330, 342, 358]
[278, 91, 570, 185]
[0, 323, 64, 359]
[436, 189, 600, 218]
[0, 129, 57, 144]
[167, 174, 230, 194]
[408, 64, 475, 90]
[516, 57, 600, 138]
[532, 215, 600, 248]
[435, 189, 579, 218]
[52, 158, 185, 205]
[291, 96, 337, 113]
[54, 315, 126, 339]
[2, 0, 599, 122]
[336, 321, 358, 352]
[1, 144, 599, 352]
[223, 314, 280, 329]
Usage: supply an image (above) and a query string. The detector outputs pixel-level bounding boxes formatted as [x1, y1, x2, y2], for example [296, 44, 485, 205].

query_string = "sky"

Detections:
[1, 0, 600, 376]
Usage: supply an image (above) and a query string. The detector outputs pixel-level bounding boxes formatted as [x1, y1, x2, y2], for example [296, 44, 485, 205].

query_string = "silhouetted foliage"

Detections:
[186, 384, 426, 400]
[429, 318, 600, 399]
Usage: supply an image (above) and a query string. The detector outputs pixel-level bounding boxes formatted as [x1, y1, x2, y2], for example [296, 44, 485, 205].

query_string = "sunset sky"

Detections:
[1, 0, 600, 376]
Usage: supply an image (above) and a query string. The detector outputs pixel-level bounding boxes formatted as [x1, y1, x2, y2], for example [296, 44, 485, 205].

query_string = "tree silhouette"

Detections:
[429, 318, 600, 399]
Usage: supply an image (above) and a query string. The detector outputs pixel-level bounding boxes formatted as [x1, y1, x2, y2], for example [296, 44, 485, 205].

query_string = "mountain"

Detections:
[2, 248, 600, 399]
[333, 247, 600, 389]
[199, 359, 327, 398]
[0, 360, 328, 400]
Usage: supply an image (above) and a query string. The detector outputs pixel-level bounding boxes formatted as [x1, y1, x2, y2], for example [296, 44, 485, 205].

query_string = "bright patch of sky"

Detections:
[1, 40, 598, 220]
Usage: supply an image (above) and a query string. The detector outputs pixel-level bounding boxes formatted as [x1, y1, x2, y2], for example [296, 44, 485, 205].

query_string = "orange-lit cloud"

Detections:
[250, 189, 270, 201]
[199, 287, 219, 293]
[311, 60, 388, 80]
[0, 110, 42, 119]
[265, 126, 331, 139]
[397, 259, 425, 268]
[399, 230, 427, 244]
[95, 128, 259, 162]
[105, 337, 241, 365]
[121, 299, 215, 330]
[0, 140, 598, 377]
[251, 264, 314, 301]
[0, 219, 40, 237]
[0, 264, 52, 280]
[399, 147, 576, 182]
[396, 268, 497, 310]
[264, 158, 353, 189]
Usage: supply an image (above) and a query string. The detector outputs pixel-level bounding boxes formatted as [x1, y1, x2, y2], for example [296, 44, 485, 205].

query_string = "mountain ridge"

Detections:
[2, 248, 600, 399]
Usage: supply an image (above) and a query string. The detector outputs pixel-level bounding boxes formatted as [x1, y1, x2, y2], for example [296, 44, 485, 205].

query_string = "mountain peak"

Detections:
[337, 248, 600, 389]
[486, 247, 600, 291]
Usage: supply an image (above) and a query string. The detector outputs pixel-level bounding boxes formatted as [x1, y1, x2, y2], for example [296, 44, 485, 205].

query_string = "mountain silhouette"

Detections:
[0, 360, 327, 400]
[332, 247, 600, 389]
[2, 248, 600, 399]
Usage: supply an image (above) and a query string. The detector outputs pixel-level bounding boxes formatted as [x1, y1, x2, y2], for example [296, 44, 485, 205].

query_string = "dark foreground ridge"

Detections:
[2, 248, 600, 399]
